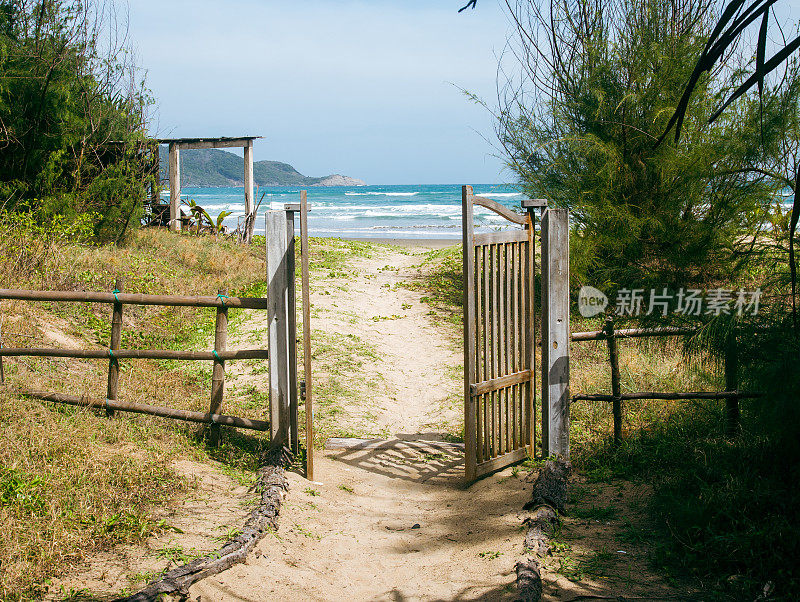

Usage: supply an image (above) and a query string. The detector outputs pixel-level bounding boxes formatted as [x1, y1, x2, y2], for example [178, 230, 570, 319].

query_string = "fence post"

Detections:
[541, 207, 570, 458]
[285, 206, 299, 455]
[106, 278, 123, 417]
[209, 288, 228, 447]
[604, 316, 622, 444]
[725, 329, 739, 436]
[0, 317, 5, 385]
[266, 211, 290, 450]
[299, 191, 314, 480]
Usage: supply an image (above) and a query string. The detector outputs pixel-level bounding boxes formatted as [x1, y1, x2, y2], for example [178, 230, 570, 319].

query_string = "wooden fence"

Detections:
[571, 316, 760, 442]
[0, 283, 271, 443]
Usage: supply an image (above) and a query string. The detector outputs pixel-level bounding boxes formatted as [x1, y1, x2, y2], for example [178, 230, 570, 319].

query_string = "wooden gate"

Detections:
[461, 185, 546, 481]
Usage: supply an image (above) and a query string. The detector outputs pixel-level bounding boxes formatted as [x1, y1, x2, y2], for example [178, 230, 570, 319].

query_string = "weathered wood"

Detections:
[573, 391, 762, 401]
[285, 209, 299, 454]
[244, 139, 254, 216]
[116, 454, 288, 602]
[474, 446, 529, 479]
[0, 289, 269, 309]
[266, 211, 291, 449]
[526, 217, 535, 451]
[20, 390, 271, 431]
[473, 229, 529, 245]
[106, 279, 123, 417]
[571, 326, 696, 341]
[521, 199, 548, 209]
[516, 459, 572, 602]
[470, 369, 533, 396]
[482, 244, 491, 460]
[462, 185, 478, 482]
[475, 245, 484, 463]
[472, 196, 528, 225]
[541, 208, 570, 459]
[0, 317, 5, 385]
[604, 317, 622, 444]
[168, 142, 181, 232]
[208, 289, 228, 447]
[299, 191, 314, 480]
[725, 330, 740, 436]
[0, 348, 268, 360]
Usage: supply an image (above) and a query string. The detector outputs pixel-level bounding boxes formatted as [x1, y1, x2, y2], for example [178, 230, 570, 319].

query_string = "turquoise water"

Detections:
[171, 184, 526, 239]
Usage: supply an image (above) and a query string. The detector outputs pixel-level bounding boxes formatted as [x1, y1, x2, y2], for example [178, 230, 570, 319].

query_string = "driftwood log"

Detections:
[516, 458, 572, 602]
[115, 448, 291, 602]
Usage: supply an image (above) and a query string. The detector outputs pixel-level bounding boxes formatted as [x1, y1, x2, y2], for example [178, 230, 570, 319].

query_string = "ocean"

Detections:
[170, 184, 526, 239]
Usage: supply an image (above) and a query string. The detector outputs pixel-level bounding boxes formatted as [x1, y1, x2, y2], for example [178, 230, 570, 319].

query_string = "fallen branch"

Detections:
[516, 458, 571, 602]
[115, 447, 291, 602]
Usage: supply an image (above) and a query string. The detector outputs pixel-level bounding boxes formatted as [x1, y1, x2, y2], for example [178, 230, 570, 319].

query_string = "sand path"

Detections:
[188, 243, 677, 602]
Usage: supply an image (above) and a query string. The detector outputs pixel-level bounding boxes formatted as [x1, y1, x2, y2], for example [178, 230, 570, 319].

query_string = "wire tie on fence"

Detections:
[213, 349, 221, 361]
[108, 348, 116, 360]
[112, 289, 120, 303]
[217, 293, 229, 307]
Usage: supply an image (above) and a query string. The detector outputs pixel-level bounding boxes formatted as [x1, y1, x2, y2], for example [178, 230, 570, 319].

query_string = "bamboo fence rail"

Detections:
[0, 283, 269, 441]
[570, 316, 757, 442]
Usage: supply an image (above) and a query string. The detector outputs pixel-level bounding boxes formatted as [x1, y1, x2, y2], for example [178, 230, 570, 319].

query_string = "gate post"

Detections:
[541, 208, 570, 458]
[266, 211, 291, 449]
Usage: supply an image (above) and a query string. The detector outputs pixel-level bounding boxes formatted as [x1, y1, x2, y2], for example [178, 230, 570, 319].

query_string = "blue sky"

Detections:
[128, 1, 512, 185]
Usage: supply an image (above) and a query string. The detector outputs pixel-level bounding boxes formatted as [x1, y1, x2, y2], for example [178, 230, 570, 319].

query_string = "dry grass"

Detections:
[0, 222, 268, 600]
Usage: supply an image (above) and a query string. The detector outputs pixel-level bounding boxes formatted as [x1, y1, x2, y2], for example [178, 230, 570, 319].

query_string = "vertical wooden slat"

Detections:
[286, 208, 299, 454]
[209, 288, 228, 447]
[497, 243, 506, 454]
[519, 240, 526, 447]
[461, 186, 478, 481]
[482, 244, 491, 461]
[511, 243, 518, 450]
[506, 243, 513, 452]
[490, 244, 497, 458]
[474, 245, 483, 463]
[267, 210, 291, 450]
[526, 232, 535, 450]
[299, 191, 315, 480]
[106, 278, 123, 417]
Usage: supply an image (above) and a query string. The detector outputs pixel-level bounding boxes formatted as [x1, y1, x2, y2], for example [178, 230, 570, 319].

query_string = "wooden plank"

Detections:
[541, 208, 570, 459]
[481, 244, 490, 461]
[299, 191, 315, 480]
[473, 446, 529, 479]
[526, 228, 535, 450]
[474, 245, 483, 463]
[175, 139, 255, 150]
[470, 369, 533, 396]
[208, 288, 228, 447]
[20, 389, 270, 431]
[462, 185, 478, 482]
[325, 438, 464, 451]
[473, 229, 529, 246]
[0, 348, 268, 360]
[106, 278, 123, 417]
[473, 196, 528, 225]
[244, 140, 254, 216]
[286, 209, 299, 454]
[498, 244, 506, 454]
[266, 211, 291, 449]
[168, 142, 181, 232]
[512, 242, 520, 448]
[505, 244, 513, 451]
[521, 199, 548, 209]
[0, 289, 269, 309]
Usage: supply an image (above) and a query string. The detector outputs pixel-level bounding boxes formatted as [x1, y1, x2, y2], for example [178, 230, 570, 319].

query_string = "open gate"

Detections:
[461, 185, 547, 481]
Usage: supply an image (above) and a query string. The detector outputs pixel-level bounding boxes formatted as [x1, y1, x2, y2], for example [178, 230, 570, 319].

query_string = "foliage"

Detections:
[496, 0, 799, 291]
[0, 0, 155, 241]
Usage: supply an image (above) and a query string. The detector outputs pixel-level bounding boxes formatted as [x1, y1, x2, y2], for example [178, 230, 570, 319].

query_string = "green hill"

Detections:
[158, 148, 364, 187]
